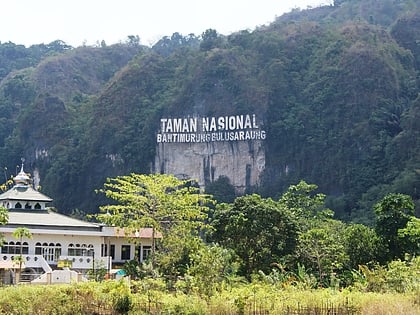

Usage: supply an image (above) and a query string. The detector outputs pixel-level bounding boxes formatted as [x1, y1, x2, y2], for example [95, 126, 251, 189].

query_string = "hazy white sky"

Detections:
[1, 0, 329, 47]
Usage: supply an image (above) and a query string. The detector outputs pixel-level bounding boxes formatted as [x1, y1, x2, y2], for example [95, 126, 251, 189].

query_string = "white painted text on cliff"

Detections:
[157, 114, 266, 143]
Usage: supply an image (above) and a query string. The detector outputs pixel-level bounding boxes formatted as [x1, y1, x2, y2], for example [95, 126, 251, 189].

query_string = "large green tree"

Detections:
[279, 180, 330, 220]
[295, 219, 348, 286]
[343, 223, 382, 270]
[210, 194, 297, 279]
[374, 193, 415, 261]
[397, 216, 420, 256]
[96, 173, 213, 277]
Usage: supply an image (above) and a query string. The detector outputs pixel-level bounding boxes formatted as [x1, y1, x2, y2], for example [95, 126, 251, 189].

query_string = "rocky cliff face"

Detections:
[154, 114, 266, 192]
[155, 141, 265, 193]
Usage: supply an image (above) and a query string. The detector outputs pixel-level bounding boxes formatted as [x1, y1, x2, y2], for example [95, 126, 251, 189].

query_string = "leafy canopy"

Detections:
[0, 207, 7, 226]
[96, 173, 213, 236]
[374, 193, 415, 261]
[210, 194, 298, 278]
[0, 206, 8, 246]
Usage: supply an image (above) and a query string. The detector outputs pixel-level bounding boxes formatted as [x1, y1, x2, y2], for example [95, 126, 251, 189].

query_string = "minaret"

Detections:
[14, 159, 31, 187]
[0, 159, 52, 210]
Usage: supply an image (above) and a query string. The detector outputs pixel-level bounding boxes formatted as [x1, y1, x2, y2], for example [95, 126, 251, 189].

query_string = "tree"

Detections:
[0, 207, 8, 245]
[296, 220, 348, 286]
[278, 180, 329, 220]
[210, 194, 297, 279]
[343, 223, 382, 269]
[200, 29, 223, 51]
[12, 227, 32, 282]
[374, 193, 415, 261]
[126, 35, 140, 47]
[398, 216, 420, 256]
[96, 173, 213, 275]
[186, 244, 239, 296]
[205, 175, 236, 204]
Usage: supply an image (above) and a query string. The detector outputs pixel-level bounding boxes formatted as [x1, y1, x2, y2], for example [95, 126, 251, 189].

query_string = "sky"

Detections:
[1, 0, 329, 48]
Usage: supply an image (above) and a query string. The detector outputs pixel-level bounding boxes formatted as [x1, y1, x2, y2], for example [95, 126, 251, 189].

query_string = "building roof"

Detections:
[113, 227, 162, 239]
[4, 210, 162, 238]
[6, 210, 100, 231]
[0, 162, 163, 240]
[0, 185, 52, 202]
[0, 163, 52, 203]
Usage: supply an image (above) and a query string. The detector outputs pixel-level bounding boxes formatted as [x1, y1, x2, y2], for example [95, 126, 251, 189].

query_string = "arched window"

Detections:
[68, 243, 75, 256]
[8, 241, 16, 254]
[15, 202, 22, 209]
[0, 242, 13, 254]
[35, 242, 42, 255]
[87, 244, 94, 257]
[34, 203, 41, 209]
[54, 243, 62, 261]
[15, 242, 21, 254]
[37, 243, 61, 262]
[25, 202, 31, 209]
[22, 242, 29, 254]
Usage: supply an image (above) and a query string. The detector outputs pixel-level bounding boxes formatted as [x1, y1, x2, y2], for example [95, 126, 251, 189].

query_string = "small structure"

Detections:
[0, 164, 160, 284]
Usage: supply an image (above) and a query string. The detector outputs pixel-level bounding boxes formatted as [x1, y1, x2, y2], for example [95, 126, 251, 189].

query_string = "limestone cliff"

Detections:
[154, 114, 266, 192]
[155, 140, 265, 193]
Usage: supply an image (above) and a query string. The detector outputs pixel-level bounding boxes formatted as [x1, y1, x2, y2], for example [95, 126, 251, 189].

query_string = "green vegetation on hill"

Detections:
[0, 0, 418, 224]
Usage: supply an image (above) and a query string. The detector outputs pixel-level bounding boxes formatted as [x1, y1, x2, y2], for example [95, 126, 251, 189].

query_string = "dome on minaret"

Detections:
[14, 164, 30, 186]
[0, 160, 52, 209]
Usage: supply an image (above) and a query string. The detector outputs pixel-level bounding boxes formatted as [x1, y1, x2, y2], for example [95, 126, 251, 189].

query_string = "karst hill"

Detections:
[0, 0, 418, 223]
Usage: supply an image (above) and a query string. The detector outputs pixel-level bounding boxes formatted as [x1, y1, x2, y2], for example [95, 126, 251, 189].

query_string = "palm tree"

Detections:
[12, 227, 32, 282]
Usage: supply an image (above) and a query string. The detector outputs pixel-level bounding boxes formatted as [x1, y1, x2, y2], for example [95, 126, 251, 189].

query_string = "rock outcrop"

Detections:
[154, 114, 266, 192]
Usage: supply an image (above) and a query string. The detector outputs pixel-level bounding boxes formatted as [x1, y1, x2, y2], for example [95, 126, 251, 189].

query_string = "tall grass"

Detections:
[0, 281, 418, 314]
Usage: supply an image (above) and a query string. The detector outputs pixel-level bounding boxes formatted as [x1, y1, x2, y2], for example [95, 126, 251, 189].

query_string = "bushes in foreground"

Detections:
[0, 280, 131, 315]
[0, 275, 418, 315]
[0, 257, 417, 314]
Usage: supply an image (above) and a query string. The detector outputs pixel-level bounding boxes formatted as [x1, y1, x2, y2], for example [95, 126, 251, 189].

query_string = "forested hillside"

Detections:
[0, 0, 418, 223]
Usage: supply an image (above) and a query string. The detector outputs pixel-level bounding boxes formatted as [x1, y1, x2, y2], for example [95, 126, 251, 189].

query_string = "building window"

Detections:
[68, 243, 93, 257]
[142, 246, 152, 261]
[10, 242, 17, 254]
[87, 244, 94, 257]
[101, 244, 106, 256]
[35, 242, 42, 255]
[55, 244, 62, 261]
[39, 242, 61, 262]
[1, 241, 29, 254]
[22, 242, 29, 254]
[34, 203, 41, 209]
[102, 244, 115, 259]
[121, 245, 131, 260]
[81, 244, 87, 256]
[42, 243, 53, 261]
[110, 245, 115, 259]
[15, 202, 22, 209]
[25, 203, 31, 209]
[68, 243, 75, 256]
[1, 241, 16, 254]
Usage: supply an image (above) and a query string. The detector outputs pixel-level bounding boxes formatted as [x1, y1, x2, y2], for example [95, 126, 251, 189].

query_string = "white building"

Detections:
[0, 165, 158, 283]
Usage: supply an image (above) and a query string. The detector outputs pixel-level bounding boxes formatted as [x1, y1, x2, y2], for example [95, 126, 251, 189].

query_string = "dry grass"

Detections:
[361, 300, 420, 315]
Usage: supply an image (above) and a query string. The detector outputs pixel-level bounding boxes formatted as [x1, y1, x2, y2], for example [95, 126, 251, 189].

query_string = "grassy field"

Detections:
[0, 280, 419, 314]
